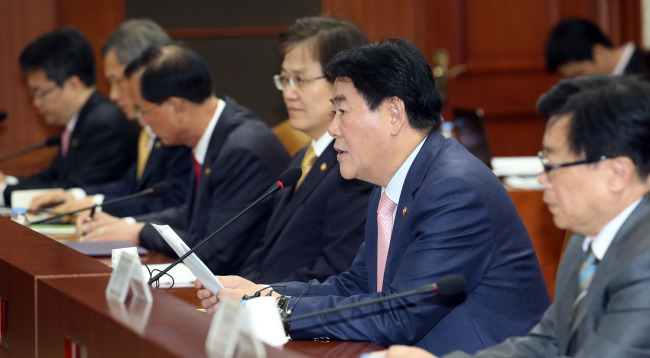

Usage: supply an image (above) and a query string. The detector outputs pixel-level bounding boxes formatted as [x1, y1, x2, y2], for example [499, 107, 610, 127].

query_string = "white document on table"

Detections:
[152, 224, 223, 294]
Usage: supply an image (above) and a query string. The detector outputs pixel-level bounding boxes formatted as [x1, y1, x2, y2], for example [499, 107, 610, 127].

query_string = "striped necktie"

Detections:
[573, 246, 598, 316]
[295, 146, 317, 190]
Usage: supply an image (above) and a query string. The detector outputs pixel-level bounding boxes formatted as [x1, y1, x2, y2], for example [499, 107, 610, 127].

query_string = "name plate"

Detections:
[105, 251, 152, 303]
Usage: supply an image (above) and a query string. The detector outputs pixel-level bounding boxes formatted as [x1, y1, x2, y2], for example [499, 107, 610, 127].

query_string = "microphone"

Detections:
[0, 134, 61, 163]
[148, 167, 301, 285]
[30, 182, 172, 225]
[0, 111, 6, 123]
[283, 274, 467, 323]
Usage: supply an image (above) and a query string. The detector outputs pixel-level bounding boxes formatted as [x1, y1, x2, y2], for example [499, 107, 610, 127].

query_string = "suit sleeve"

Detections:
[285, 177, 496, 347]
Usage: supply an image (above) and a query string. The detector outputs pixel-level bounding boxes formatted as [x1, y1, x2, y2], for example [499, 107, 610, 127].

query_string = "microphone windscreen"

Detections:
[278, 167, 302, 187]
[0, 111, 6, 122]
[45, 134, 62, 146]
[151, 182, 173, 196]
[436, 275, 466, 296]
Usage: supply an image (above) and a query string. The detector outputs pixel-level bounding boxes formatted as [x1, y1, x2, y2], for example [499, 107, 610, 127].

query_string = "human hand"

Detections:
[195, 276, 276, 314]
[76, 211, 143, 243]
[371, 345, 438, 358]
[29, 191, 75, 211]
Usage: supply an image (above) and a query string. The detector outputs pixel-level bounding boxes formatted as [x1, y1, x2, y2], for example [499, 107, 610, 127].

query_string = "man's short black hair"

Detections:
[545, 17, 613, 71]
[537, 75, 650, 179]
[19, 28, 96, 87]
[278, 16, 369, 81]
[326, 38, 442, 133]
[128, 44, 213, 105]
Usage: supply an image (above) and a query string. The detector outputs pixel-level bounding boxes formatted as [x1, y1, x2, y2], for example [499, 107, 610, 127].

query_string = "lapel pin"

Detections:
[402, 207, 407, 216]
[155, 142, 161, 149]
[320, 162, 327, 171]
[205, 168, 211, 175]
[71, 139, 79, 147]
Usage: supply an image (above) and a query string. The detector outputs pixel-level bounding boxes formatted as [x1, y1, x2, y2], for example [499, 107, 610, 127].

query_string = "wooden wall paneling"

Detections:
[56, 0, 126, 96]
[322, 0, 430, 48]
[0, 0, 58, 169]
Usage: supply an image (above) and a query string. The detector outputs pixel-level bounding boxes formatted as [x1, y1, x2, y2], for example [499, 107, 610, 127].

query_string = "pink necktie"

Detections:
[377, 192, 397, 291]
[61, 129, 72, 157]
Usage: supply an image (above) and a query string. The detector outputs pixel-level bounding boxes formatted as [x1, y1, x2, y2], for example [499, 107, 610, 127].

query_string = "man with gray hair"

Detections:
[30, 19, 192, 217]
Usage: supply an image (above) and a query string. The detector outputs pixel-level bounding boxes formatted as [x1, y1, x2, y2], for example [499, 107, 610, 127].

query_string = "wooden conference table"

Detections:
[0, 217, 383, 357]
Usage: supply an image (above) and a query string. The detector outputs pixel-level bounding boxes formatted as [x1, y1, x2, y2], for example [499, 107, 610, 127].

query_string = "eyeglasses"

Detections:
[136, 103, 162, 120]
[537, 151, 608, 181]
[273, 74, 326, 91]
[32, 86, 59, 101]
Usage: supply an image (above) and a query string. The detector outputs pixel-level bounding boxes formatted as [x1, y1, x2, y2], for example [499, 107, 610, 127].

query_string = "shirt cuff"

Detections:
[68, 188, 87, 200]
[123, 217, 137, 224]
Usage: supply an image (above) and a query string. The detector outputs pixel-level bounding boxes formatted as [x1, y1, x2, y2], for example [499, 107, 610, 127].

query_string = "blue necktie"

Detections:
[573, 246, 598, 316]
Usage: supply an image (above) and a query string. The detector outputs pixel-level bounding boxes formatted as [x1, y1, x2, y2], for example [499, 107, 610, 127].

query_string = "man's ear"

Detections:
[608, 156, 636, 192]
[387, 96, 406, 136]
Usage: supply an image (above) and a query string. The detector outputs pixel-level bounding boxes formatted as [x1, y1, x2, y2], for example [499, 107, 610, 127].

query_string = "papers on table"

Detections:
[152, 224, 223, 294]
[142, 263, 196, 288]
[491, 156, 545, 190]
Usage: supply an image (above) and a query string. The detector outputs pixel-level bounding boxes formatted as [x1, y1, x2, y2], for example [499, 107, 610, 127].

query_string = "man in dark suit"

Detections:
[198, 39, 549, 355]
[238, 16, 372, 283]
[0, 28, 138, 206]
[29, 20, 192, 217]
[379, 75, 650, 357]
[545, 17, 649, 78]
[78, 44, 290, 275]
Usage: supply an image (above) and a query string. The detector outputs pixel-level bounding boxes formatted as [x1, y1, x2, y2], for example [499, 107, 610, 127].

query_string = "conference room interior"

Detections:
[0, 0, 648, 357]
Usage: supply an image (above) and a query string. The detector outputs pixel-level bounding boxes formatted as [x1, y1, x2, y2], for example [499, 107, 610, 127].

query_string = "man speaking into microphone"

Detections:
[197, 39, 549, 356]
[77, 44, 290, 275]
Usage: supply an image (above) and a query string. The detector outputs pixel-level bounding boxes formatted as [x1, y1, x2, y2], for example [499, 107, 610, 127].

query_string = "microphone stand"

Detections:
[147, 187, 279, 285]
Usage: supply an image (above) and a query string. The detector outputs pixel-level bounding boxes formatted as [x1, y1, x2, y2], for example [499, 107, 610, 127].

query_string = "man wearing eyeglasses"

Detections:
[378, 75, 650, 357]
[76, 44, 290, 276]
[0, 28, 138, 206]
[28, 20, 192, 218]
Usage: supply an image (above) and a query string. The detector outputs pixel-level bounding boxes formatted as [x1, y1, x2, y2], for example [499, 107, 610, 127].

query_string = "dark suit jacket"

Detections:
[137, 96, 290, 275]
[446, 193, 650, 358]
[4, 91, 138, 204]
[239, 142, 372, 283]
[82, 138, 192, 217]
[280, 132, 550, 355]
[623, 47, 649, 76]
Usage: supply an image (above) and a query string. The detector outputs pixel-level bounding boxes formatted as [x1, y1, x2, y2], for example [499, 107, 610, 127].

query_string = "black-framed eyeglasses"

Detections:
[538, 151, 608, 180]
[273, 74, 326, 91]
[31, 86, 59, 101]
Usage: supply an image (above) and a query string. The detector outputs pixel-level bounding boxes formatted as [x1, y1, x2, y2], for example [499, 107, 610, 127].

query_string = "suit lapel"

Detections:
[367, 188, 382, 292]
[189, 98, 240, 226]
[138, 138, 162, 189]
[381, 133, 445, 288]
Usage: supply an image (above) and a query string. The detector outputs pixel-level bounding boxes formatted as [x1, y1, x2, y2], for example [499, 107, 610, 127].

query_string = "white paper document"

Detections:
[141, 263, 196, 288]
[152, 224, 223, 294]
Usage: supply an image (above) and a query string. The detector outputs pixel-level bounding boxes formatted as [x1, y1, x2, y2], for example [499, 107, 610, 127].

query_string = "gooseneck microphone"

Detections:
[30, 182, 172, 225]
[148, 167, 302, 286]
[283, 274, 467, 323]
[0, 134, 61, 163]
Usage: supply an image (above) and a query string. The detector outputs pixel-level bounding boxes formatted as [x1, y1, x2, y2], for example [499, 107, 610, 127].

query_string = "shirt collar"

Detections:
[192, 98, 225, 164]
[612, 42, 635, 76]
[582, 196, 642, 260]
[382, 136, 427, 209]
[65, 112, 80, 132]
[310, 131, 334, 157]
